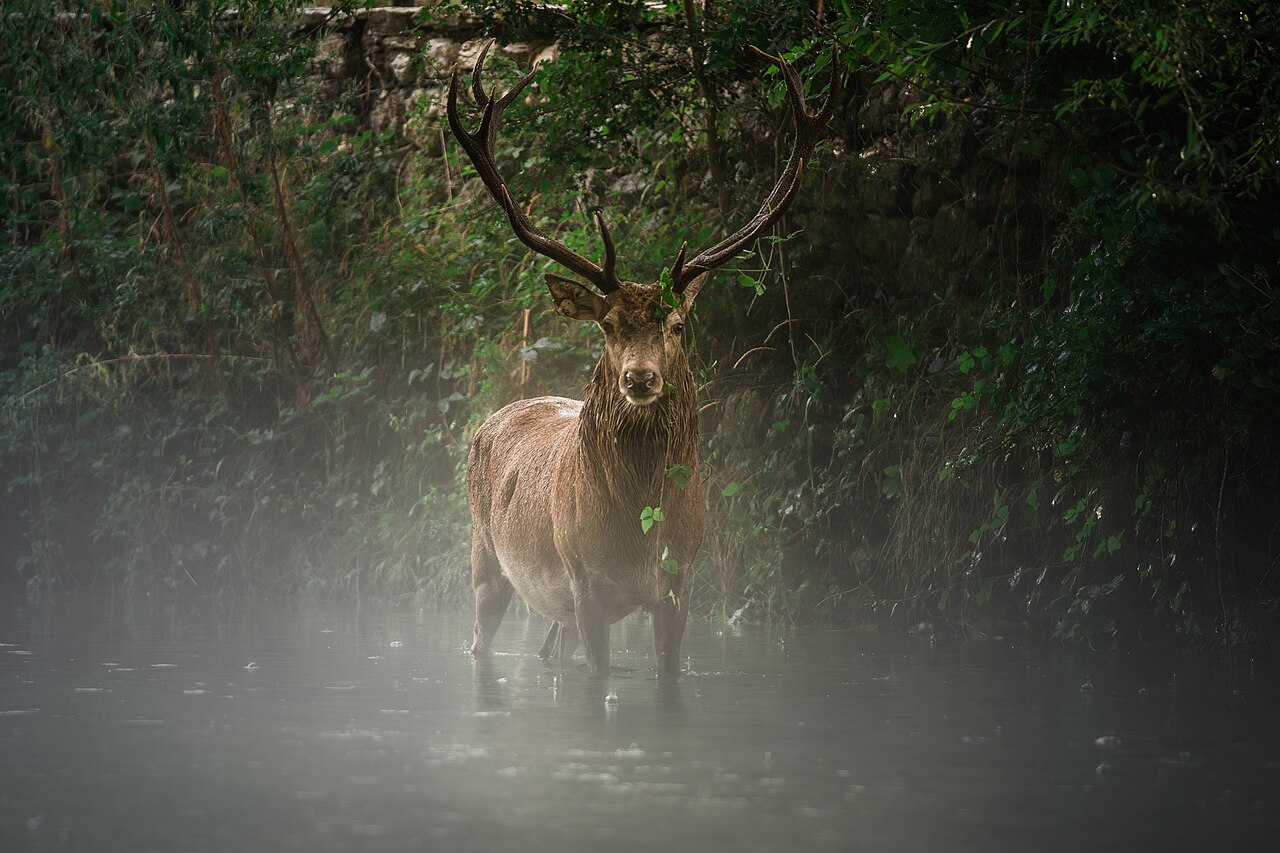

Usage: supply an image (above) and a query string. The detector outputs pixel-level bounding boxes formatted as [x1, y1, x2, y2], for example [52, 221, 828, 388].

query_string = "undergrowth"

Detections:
[2, 0, 1277, 647]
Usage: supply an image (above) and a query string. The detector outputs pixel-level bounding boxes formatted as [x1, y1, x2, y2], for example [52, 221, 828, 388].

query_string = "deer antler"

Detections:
[446, 41, 623, 294]
[670, 44, 844, 294]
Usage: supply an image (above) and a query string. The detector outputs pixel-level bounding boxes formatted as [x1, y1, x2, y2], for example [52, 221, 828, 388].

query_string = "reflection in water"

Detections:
[2, 595, 1280, 852]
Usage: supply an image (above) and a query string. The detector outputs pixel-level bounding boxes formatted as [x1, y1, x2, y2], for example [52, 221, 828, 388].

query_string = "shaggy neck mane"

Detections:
[577, 359, 699, 504]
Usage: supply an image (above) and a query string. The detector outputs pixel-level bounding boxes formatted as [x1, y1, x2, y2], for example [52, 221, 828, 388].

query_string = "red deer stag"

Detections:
[450, 42, 841, 677]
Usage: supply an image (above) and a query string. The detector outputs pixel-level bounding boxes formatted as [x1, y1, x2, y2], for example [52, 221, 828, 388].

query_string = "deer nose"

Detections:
[623, 370, 657, 392]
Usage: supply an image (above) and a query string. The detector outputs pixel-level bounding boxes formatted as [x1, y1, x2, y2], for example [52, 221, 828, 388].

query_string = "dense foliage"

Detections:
[2, 0, 1276, 645]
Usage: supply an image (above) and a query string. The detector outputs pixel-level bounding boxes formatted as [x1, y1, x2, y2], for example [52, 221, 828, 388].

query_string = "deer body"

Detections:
[468, 281, 704, 676]
[448, 42, 840, 677]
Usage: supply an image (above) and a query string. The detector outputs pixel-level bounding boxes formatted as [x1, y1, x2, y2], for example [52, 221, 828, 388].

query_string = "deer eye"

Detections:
[670, 322, 685, 336]
[600, 319, 616, 335]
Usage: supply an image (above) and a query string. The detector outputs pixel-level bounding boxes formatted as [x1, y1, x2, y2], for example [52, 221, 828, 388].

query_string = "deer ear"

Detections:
[680, 272, 709, 308]
[546, 274, 608, 322]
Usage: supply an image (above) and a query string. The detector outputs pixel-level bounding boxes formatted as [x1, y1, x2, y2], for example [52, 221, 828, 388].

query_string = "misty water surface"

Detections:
[3, 595, 1279, 852]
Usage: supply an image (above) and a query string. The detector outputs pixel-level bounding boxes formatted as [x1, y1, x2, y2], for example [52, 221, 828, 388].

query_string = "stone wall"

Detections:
[296, 5, 555, 154]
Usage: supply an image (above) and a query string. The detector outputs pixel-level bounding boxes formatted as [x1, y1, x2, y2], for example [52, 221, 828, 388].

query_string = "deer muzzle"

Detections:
[621, 368, 662, 404]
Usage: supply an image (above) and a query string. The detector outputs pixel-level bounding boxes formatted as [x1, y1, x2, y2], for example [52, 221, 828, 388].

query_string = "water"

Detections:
[3, 595, 1279, 852]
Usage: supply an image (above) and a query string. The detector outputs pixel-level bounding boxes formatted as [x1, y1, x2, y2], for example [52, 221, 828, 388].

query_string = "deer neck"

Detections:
[578, 362, 698, 505]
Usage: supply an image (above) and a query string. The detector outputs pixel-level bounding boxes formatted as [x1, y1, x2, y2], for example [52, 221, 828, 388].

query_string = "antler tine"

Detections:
[470, 40, 493, 107]
[670, 242, 689, 287]
[595, 212, 619, 290]
[446, 45, 622, 293]
[672, 43, 844, 294]
[750, 45, 807, 122]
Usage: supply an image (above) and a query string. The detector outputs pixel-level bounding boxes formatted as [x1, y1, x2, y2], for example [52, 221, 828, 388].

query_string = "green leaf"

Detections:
[665, 463, 693, 488]
[640, 505, 664, 534]
[721, 482, 742, 498]
[655, 267, 680, 313]
[311, 384, 343, 406]
[882, 464, 903, 498]
[883, 335, 918, 371]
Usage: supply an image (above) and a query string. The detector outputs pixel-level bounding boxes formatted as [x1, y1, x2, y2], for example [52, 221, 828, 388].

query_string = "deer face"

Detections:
[547, 274, 705, 407]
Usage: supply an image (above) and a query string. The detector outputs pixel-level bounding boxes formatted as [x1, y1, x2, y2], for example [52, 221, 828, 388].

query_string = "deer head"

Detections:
[446, 42, 843, 407]
[543, 273, 704, 407]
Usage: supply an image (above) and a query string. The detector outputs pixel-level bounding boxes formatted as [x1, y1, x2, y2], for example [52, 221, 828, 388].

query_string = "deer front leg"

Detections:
[470, 538, 513, 656]
[576, 611, 609, 675]
[651, 593, 688, 679]
[572, 582, 609, 676]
